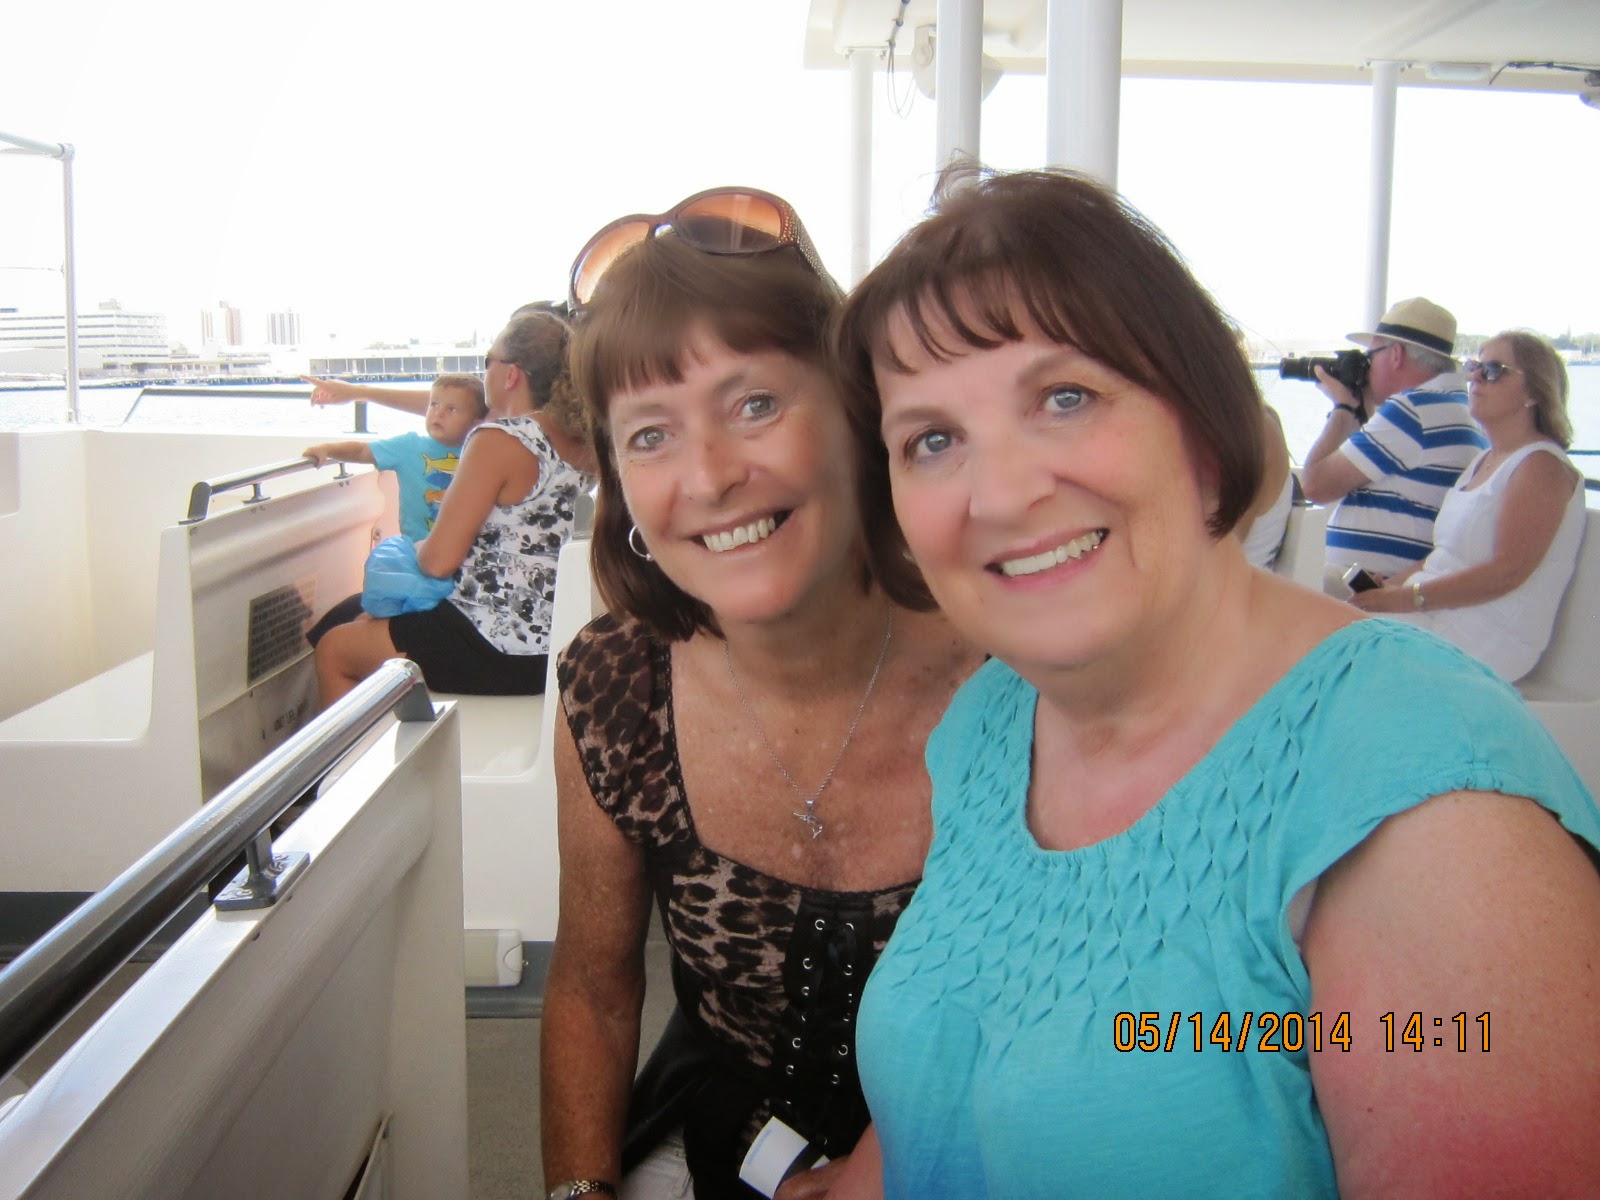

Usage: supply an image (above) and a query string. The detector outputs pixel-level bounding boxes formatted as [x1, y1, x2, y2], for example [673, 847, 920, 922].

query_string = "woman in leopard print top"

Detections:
[540, 191, 980, 1200]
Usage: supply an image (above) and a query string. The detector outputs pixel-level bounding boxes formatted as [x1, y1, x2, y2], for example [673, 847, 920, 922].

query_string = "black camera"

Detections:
[1278, 349, 1370, 396]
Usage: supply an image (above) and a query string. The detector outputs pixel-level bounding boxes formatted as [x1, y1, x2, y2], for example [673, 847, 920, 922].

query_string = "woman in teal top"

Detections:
[827, 168, 1600, 1198]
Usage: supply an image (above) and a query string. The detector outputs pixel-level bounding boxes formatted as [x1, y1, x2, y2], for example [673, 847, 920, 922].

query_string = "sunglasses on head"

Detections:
[1463, 358, 1522, 383]
[567, 186, 834, 310]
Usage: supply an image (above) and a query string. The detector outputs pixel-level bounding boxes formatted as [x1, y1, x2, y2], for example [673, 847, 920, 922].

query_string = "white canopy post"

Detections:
[848, 46, 876, 284]
[1045, 0, 1124, 186]
[1364, 60, 1400, 330]
[0, 130, 79, 423]
[61, 147, 79, 422]
[934, 0, 985, 176]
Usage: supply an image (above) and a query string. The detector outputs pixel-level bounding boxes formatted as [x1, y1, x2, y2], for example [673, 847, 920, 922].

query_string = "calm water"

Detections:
[0, 384, 420, 440]
[4, 368, 1600, 467]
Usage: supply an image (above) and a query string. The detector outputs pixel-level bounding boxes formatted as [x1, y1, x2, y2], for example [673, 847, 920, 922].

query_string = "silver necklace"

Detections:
[723, 618, 893, 840]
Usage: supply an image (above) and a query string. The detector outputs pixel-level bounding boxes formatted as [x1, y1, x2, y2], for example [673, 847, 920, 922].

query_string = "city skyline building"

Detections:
[0, 300, 169, 374]
[200, 300, 243, 347]
[267, 309, 302, 347]
[308, 347, 483, 378]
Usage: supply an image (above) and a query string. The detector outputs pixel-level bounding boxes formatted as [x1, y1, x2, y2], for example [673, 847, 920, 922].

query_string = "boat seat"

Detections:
[0, 428, 335, 725]
[1517, 505, 1600, 791]
[431, 535, 597, 781]
[0, 469, 389, 893]
[431, 494, 599, 782]
[446, 535, 603, 941]
[437, 693, 546, 778]
[1270, 496, 1330, 590]
[0, 653, 153, 743]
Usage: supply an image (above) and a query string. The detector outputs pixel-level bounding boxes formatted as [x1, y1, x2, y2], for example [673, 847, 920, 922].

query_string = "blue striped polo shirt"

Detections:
[1325, 375, 1486, 574]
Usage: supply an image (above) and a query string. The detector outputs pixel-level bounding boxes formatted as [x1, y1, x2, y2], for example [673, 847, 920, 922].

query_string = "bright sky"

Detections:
[3, 0, 1597, 355]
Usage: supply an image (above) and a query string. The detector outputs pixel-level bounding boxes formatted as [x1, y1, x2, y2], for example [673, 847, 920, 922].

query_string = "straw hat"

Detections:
[1347, 297, 1457, 358]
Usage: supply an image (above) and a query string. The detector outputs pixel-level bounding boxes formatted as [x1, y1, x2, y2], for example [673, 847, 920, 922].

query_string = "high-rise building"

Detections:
[200, 300, 244, 347]
[267, 310, 302, 347]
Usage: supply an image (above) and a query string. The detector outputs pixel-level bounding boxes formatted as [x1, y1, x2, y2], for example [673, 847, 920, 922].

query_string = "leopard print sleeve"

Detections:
[556, 612, 692, 847]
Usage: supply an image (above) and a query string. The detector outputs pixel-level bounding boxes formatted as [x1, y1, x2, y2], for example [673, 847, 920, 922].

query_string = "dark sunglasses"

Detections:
[483, 353, 505, 372]
[1463, 358, 1522, 383]
[567, 186, 835, 310]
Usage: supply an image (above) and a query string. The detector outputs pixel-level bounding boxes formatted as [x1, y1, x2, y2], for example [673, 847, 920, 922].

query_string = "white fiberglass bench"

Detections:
[1517, 505, 1600, 793]
[1270, 497, 1330, 590]
[0, 428, 343, 720]
[0, 463, 391, 893]
[438, 534, 602, 948]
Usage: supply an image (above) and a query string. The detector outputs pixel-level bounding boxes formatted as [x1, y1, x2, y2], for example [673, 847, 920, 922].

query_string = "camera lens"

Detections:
[1278, 350, 1370, 394]
[1278, 356, 1326, 381]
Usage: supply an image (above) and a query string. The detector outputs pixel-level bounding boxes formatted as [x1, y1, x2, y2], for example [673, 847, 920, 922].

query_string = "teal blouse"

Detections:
[856, 621, 1600, 1199]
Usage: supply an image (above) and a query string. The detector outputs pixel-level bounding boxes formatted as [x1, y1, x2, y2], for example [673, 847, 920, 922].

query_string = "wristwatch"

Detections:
[546, 1182, 617, 1200]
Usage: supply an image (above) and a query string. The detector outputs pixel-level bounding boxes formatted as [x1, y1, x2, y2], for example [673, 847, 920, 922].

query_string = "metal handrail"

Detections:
[121, 386, 303, 425]
[122, 387, 369, 433]
[0, 659, 437, 1082]
[183, 456, 325, 523]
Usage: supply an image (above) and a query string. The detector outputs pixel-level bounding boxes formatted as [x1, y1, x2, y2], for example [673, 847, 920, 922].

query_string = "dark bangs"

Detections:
[569, 231, 842, 641]
[570, 233, 836, 414]
[836, 168, 1262, 551]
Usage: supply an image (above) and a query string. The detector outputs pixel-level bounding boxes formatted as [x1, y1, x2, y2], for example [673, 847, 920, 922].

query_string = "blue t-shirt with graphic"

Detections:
[369, 431, 462, 540]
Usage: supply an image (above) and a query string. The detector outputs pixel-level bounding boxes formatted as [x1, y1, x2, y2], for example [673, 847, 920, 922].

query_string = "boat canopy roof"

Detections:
[805, 0, 1600, 94]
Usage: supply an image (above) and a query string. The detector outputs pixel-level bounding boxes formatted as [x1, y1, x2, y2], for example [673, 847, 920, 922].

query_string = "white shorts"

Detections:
[619, 1128, 695, 1200]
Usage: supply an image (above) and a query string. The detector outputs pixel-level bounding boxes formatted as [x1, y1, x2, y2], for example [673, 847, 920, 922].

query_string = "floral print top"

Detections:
[448, 414, 590, 654]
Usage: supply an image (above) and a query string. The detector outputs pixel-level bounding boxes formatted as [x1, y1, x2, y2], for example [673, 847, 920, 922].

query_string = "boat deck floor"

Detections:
[470, 932, 677, 1198]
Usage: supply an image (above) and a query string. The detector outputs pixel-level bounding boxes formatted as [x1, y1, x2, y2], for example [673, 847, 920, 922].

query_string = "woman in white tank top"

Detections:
[1347, 330, 1585, 682]
[1238, 404, 1296, 569]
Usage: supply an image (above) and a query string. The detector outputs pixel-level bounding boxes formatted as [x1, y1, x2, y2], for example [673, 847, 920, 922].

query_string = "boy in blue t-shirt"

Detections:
[303, 373, 487, 539]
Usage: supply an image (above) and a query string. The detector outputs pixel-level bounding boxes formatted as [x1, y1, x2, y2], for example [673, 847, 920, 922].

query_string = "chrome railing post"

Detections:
[213, 828, 309, 913]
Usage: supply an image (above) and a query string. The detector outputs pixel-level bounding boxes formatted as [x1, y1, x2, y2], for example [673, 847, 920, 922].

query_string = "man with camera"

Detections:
[1298, 297, 1486, 580]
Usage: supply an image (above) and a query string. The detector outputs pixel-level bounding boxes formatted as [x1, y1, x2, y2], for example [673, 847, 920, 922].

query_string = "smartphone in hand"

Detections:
[1342, 566, 1383, 593]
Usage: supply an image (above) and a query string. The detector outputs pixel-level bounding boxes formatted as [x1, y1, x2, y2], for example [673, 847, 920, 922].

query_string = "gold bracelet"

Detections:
[1411, 580, 1426, 610]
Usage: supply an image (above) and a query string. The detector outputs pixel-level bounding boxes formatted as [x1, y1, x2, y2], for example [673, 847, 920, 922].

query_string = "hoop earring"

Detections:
[628, 524, 653, 561]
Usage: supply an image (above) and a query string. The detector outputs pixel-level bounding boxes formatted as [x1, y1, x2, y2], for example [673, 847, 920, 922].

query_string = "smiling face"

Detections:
[425, 382, 485, 446]
[607, 330, 861, 628]
[877, 312, 1214, 677]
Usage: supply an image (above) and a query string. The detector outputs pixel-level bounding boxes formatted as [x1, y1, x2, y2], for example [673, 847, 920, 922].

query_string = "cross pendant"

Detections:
[792, 808, 825, 839]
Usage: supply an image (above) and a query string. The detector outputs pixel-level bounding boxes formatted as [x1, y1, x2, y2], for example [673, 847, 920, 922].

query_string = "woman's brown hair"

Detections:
[569, 229, 842, 640]
[832, 166, 1264, 610]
